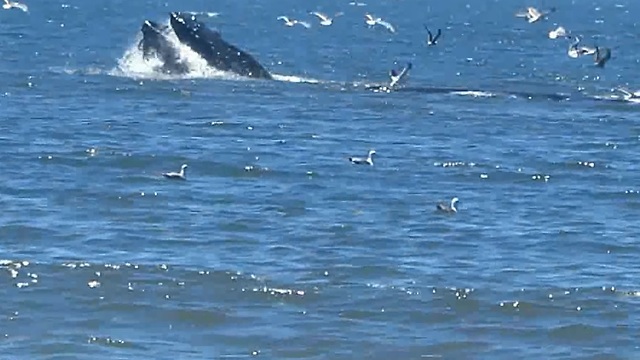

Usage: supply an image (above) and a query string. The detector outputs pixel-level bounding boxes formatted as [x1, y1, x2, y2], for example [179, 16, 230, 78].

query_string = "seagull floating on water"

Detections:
[349, 150, 376, 165]
[365, 14, 396, 33]
[163, 164, 188, 180]
[515, 6, 554, 23]
[437, 197, 459, 213]
[309, 11, 343, 26]
[424, 25, 441, 46]
[277, 16, 311, 29]
[2, 0, 28, 12]
[548, 26, 568, 39]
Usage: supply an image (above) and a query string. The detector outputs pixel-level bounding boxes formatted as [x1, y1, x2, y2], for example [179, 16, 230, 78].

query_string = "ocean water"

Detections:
[1, 0, 640, 358]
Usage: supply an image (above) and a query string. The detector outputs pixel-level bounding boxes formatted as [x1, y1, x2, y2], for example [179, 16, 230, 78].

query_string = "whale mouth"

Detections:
[133, 12, 273, 80]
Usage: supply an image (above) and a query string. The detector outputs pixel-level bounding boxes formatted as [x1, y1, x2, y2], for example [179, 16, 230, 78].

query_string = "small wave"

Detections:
[593, 94, 640, 104]
[184, 11, 220, 18]
[451, 90, 496, 98]
[271, 73, 321, 84]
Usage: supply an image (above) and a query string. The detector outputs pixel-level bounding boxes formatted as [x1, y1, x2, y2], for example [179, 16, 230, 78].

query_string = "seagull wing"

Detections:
[377, 20, 395, 33]
[13, 2, 28, 12]
[433, 28, 442, 41]
[297, 21, 311, 28]
[365, 14, 374, 21]
[514, 10, 529, 18]
[311, 12, 330, 22]
[277, 16, 289, 22]
[527, 7, 542, 18]
[424, 24, 432, 38]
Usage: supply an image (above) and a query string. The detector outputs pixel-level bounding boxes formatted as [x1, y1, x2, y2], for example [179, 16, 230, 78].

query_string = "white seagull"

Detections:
[437, 197, 459, 213]
[310, 11, 343, 26]
[277, 16, 311, 28]
[163, 164, 188, 180]
[548, 26, 568, 40]
[2, 0, 28, 12]
[389, 62, 412, 88]
[364, 14, 396, 33]
[349, 150, 376, 165]
[515, 6, 554, 23]
[567, 37, 597, 59]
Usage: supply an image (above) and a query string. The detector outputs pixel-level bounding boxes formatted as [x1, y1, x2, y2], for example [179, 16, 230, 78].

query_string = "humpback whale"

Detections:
[137, 12, 273, 79]
[138, 20, 190, 75]
[168, 12, 273, 80]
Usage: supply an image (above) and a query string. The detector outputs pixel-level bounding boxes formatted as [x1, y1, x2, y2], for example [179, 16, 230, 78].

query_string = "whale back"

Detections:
[169, 12, 272, 79]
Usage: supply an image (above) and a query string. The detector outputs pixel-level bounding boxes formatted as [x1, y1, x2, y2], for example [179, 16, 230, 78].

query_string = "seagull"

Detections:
[277, 16, 311, 28]
[2, 0, 28, 12]
[567, 37, 597, 59]
[389, 62, 412, 88]
[548, 26, 568, 39]
[424, 25, 441, 46]
[437, 197, 459, 213]
[309, 11, 343, 26]
[515, 6, 554, 23]
[594, 47, 611, 67]
[349, 150, 376, 165]
[364, 14, 396, 33]
[163, 164, 188, 180]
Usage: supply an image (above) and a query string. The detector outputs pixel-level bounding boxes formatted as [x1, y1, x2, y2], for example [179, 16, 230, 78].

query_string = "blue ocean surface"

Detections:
[1, 0, 640, 358]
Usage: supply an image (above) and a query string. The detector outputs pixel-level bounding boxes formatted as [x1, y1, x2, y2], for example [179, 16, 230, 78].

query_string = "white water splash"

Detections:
[109, 20, 228, 81]
[451, 90, 496, 98]
[105, 20, 321, 85]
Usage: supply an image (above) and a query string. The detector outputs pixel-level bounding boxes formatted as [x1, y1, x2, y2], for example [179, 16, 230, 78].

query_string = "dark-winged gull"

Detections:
[424, 25, 442, 46]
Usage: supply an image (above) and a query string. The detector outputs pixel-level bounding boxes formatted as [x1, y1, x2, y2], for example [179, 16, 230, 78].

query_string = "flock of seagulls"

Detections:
[515, 6, 612, 68]
[277, 10, 399, 34]
[10, 4, 628, 213]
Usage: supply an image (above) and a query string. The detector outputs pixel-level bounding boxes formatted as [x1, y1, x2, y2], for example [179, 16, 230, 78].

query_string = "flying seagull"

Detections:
[424, 25, 441, 46]
[515, 6, 555, 23]
[2, 0, 28, 12]
[309, 11, 343, 26]
[277, 16, 311, 28]
[365, 14, 396, 33]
